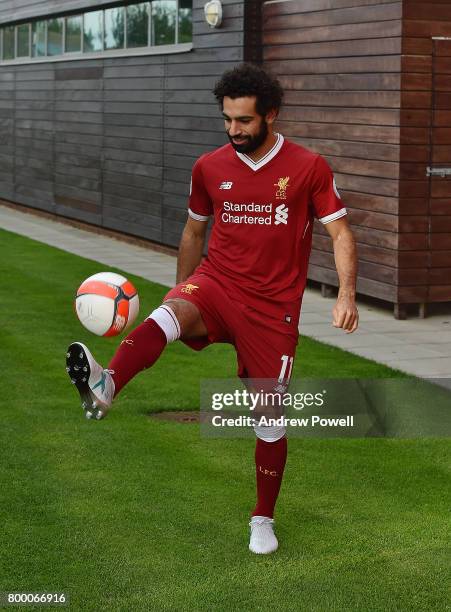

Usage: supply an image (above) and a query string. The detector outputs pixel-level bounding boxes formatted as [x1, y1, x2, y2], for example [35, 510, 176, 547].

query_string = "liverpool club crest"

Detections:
[274, 176, 290, 199]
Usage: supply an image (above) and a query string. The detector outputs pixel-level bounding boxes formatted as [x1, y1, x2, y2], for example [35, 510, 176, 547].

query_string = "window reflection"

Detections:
[17, 24, 30, 57]
[152, 1, 176, 46]
[32, 21, 46, 57]
[127, 3, 149, 48]
[179, 0, 192, 44]
[105, 7, 125, 50]
[3, 26, 14, 60]
[47, 17, 63, 56]
[65, 15, 82, 53]
[83, 10, 103, 52]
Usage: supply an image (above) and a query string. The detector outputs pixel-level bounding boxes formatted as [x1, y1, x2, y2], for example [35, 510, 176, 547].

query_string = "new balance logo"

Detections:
[219, 181, 233, 190]
[275, 204, 289, 225]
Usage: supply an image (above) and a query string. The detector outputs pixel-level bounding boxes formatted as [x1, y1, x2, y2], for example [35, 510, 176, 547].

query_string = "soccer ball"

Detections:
[75, 272, 139, 337]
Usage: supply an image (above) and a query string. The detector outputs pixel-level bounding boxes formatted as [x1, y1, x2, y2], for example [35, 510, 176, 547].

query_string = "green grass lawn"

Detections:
[0, 228, 449, 611]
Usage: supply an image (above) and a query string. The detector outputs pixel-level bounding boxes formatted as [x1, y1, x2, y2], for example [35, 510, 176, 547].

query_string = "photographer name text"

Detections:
[211, 415, 354, 428]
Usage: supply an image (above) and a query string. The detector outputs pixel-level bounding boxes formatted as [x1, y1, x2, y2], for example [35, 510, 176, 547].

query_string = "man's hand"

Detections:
[332, 293, 359, 333]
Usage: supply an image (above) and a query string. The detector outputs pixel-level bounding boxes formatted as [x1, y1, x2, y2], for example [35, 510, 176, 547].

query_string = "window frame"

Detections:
[0, 1, 192, 64]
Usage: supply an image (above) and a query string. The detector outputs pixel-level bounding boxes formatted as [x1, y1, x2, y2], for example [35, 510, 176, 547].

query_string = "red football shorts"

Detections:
[164, 273, 298, 383]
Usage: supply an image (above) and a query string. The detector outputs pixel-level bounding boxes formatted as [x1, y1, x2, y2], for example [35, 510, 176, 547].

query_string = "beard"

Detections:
[227, 120, 269, 154]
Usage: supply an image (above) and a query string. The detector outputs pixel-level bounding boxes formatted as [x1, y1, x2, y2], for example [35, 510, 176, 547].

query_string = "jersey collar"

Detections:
[235, 133, 284, 171]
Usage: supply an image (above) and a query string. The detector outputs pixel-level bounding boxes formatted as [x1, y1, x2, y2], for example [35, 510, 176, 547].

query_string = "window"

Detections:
[84, 10, 103, 52]
[17, 23, 30, 57]
[179, 0, 192, 44]
[3, 26, 14, 60]
[47, 17, 63, 56]
[65, 15, 82, 53]
[152, 1, 176, 46]
[0, 1, 192, 63]
[126, 3, 149, 48]
[32, 21, 46, 57]
[104, 7, 125, 50]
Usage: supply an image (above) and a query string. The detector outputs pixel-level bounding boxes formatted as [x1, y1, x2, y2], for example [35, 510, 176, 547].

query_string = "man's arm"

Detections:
[323, 217, 359, 333]
[176, 216, 208, 284]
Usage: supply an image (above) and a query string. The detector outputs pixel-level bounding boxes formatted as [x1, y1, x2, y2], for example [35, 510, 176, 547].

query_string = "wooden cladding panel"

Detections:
[427, 34, 451, 301]
[279, 106, 400, 126]
[280, 121, 400, 144]
[266, 56, 401, 75]
[265, 21, 402, 46]
[293, 138, 399, 162]
[284, 90, 401, 109]
[264, 2, 402, 30]
[264, 0, 400, 18]
[263, 0, 403, 304]
[279, 73, 401, 91]
[401, 7, 451, 301]
[404, 2, 451, 23]
[265, 38, 401, 61]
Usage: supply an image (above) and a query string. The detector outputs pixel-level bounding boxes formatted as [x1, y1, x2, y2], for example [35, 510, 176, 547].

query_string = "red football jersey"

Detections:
[188, 134, 346, 323]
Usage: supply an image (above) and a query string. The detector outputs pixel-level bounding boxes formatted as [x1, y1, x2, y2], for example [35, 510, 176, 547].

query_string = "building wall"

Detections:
[0, 0, 250, 247]
[263, 0, 403, 304]
[399, 1, 451, 305]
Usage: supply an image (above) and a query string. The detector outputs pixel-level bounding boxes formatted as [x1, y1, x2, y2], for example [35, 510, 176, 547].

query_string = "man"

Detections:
[66, 64, 359, 555]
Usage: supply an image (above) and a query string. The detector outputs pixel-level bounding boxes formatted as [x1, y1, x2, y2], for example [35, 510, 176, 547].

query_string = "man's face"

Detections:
[222, 96, 271, 154]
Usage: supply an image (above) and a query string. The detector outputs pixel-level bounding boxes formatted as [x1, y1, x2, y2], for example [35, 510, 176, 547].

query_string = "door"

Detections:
[427, 38, 451, 302]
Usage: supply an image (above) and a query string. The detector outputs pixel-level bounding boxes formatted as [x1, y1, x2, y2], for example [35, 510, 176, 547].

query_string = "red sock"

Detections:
[108, 319, 167, 396]
[252, 436, 287, 518]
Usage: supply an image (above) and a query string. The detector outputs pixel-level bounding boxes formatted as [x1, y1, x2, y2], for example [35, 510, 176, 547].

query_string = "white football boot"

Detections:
[66, 342, 115, 420]
[249, 516, 278, 554]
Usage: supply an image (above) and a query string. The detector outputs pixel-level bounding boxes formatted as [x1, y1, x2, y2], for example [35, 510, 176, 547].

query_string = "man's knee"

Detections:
[163, 298, 196, 320]
[159, 298, 207, 338]
[146, 303, 181, 343]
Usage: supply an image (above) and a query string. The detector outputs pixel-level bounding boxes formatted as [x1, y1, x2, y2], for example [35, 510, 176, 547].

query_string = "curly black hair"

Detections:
[213, 63, 284, 117]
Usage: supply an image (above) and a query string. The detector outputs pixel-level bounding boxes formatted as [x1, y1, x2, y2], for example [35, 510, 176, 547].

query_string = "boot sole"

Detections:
[66, 342, 96, 414]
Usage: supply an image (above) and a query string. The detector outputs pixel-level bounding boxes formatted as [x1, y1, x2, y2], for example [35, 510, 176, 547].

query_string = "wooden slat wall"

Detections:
[263, 0, 403, 303]
[0, 68, 14, 201]
[14, 63, 56, 216]
[0, 0, 245, 247]
[400, 1, 451, 304]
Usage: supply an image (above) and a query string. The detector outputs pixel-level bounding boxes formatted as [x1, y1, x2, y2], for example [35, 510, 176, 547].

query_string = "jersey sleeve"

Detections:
[310, 155, 347, 224]
[188, 158, 213, 221]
